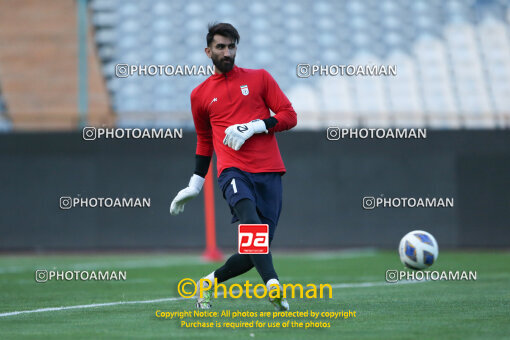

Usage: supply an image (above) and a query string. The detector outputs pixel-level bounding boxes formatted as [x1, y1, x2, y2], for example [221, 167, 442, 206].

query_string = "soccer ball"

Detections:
[398, 230, 439, 270]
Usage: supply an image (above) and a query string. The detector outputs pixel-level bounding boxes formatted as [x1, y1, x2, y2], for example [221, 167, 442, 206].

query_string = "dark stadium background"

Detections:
[0, 130, 508, 251]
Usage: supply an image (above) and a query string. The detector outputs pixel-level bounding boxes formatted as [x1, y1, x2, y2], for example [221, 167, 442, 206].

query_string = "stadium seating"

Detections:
[0, 0, 113, 131]
[90, 0, 510, 129]
[0, 89, 11, 131]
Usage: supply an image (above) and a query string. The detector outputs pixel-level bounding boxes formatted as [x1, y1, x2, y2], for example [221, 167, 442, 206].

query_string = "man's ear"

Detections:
[204, 47, 212, 59]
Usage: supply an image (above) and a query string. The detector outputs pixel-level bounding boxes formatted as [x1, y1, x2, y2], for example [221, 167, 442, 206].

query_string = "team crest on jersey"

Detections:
[240, 85, 249, 96]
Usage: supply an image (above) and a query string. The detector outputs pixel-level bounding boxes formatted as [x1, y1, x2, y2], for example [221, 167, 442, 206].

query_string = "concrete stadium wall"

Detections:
[0, 130, 508, 251]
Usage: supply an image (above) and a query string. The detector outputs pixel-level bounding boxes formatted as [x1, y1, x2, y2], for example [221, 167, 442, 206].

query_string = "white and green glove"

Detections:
[223, 119, 267, 151]
[170, 174, 205, 215]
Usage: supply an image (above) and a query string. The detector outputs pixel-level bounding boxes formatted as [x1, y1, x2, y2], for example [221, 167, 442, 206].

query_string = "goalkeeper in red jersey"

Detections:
[170, 23, 297, 311]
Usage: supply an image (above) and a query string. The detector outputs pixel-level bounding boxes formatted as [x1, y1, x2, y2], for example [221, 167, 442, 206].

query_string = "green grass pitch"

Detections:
[0, 250, 509, 339]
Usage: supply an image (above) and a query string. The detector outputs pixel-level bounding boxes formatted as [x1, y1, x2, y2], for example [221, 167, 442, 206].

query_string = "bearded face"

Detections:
[206, 35, 237, 74]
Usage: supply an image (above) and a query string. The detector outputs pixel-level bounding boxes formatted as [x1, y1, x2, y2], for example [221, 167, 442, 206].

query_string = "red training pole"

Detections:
[202, 160, 223, 261]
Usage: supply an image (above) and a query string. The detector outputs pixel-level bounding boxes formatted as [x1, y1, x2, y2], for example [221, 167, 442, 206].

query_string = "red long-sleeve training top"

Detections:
[190, 65, 297, 176]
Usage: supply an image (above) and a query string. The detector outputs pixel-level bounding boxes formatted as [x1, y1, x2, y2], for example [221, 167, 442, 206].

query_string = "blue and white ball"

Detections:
[399, 230, 439, 270]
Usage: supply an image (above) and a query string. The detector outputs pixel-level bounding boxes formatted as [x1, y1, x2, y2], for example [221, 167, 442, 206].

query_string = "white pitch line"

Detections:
[0, 296, 188, 318]
[0, 280, 425, 318]
[278, 248, 378, 260]
[330, 279, 426, 289]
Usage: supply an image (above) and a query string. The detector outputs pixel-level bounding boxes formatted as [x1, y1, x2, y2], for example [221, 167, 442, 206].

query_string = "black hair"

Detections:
[206, 22, 240, 46]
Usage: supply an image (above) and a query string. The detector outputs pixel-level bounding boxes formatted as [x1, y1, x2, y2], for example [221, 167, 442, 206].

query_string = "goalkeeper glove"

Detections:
[223, 119, 267, 151]
[170, 174, 205, 215]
